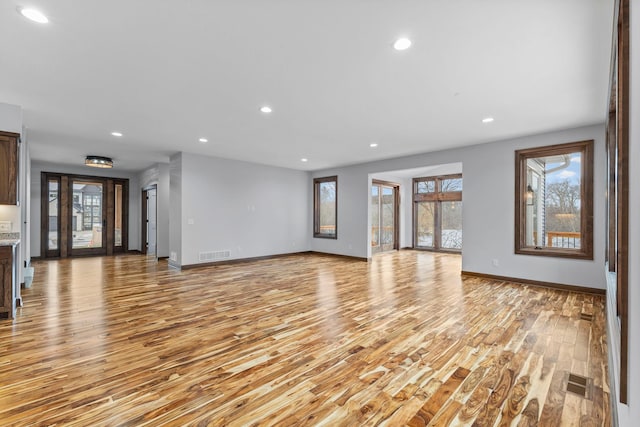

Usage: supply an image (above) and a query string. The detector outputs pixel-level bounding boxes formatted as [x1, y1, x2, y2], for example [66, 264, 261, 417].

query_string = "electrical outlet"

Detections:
[0, 221, 11, 232]
[492, 259, 499, 267]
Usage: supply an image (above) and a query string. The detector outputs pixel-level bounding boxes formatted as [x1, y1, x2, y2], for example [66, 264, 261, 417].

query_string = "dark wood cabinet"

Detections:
[0, 131, 19, 205]
[0, 246, 13, 319]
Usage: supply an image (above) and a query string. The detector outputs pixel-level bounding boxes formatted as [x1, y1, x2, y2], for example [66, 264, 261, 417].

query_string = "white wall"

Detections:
[30, 161, 141, 256]
[613, 3, 640, 425]
[311, 124, 606, 289]
[139, 163, 170, 258]
[171, 152, 310, 267]
[0, 102, 22, 134]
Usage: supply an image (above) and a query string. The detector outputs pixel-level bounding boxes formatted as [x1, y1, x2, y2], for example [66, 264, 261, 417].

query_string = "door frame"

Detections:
[40, 172, 129, 258]
[371, 179, 400, 253]
[141, 185, 157, 256]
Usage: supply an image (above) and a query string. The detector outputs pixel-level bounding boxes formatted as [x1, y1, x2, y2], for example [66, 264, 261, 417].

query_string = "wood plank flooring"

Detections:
[0, 251, 609, 426]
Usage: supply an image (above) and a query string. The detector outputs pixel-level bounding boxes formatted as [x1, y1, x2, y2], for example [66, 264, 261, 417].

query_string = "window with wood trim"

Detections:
[605, 0, 629, 405]
[515, 140, 593, 259]
[413, 174, 462, 251]
[313, 176, 337, 239]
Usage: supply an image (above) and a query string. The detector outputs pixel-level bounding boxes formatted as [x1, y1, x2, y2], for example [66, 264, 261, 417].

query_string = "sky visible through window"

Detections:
[545, 154, 581, 184]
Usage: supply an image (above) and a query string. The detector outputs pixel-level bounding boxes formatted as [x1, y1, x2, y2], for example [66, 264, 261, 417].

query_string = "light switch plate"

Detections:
[0, 221, 12, 232]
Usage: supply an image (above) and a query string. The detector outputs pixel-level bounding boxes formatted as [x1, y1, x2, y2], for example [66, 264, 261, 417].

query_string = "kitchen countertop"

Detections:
[0, 232, 20, 247]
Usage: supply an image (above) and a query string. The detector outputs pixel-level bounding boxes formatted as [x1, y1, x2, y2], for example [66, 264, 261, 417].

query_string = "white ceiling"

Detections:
[0, 1, 614, 172]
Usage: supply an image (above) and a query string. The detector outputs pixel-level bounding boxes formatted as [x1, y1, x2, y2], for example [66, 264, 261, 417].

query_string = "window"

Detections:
[313, 176, 337, 239]
[515, 140, 593, 259]
[413, 174, 463, 251]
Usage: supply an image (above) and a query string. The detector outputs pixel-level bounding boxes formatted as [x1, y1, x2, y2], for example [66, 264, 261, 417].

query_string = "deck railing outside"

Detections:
[547, 231, 581, 249]
[371, 226, 394, 246]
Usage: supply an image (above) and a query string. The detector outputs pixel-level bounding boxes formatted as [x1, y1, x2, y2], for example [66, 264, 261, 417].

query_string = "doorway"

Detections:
[371, 180, 399, 254]
[41, 172, 129, 258]
[141, 186, 157, 256]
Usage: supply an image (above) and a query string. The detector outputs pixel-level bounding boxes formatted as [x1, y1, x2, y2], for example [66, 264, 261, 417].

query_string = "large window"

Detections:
[413, 174, 462, 251]
[313, 176, 337, 239]
[515, 140, 593, 259]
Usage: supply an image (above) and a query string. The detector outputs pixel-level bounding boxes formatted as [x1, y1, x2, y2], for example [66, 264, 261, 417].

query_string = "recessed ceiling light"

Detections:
[370, 143, 378, 148]
[301, 158, 308, 162]
[18, 7, 49, 23]
[111, 131, 123, 137]
[260, 106, 272, 114]
[393, 38, 412, 51]
[199, 138, 208, 143]
[482, 117, 494, 123]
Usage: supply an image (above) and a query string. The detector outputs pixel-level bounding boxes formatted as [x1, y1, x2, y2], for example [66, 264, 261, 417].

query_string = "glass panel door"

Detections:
[47, 178, 60, 255]
[115, 183, 123, 249]
[41, 173, 129, 258]
[380, 187, 395, 252]
[71, 180, 105, 254]
[371, 186, 380, 250]
[371, 182, 398, 254]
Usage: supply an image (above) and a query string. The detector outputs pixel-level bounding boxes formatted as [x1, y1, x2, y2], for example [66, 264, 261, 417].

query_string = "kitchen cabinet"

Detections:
[0, 131, 19, 205]
[0, 245, 13, 319]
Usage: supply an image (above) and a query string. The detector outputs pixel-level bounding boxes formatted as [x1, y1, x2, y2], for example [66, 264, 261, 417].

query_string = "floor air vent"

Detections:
[579, 313, 593, 322]
[566, 373, 590, 398]
[199, 250, 231, 262]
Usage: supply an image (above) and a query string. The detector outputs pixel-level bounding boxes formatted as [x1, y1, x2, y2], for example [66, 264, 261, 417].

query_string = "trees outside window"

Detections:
[413, 174, 462, 252]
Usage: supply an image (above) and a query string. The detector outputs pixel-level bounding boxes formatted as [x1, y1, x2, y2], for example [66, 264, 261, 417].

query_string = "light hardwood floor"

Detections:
[0, 251, 609, 426]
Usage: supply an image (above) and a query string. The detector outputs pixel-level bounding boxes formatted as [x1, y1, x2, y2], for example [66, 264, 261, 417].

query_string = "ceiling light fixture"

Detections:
[393, 38, 412, 51]
[260, 106, 272, 113]
[199, 138, 208, 143]
[482, 117, 494, 123]
[18, 7, 49, 23]
[85, 155, 113, 169]
[369, 143, 378, 148]
[301, 158, 308, 162]
[111, 131, 123, 137]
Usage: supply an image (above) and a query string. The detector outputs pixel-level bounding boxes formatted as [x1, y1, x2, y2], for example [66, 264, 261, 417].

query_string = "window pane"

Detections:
[73, 181, 103, 248]
[417, 180, 435, 193]
[441, 201, 463, 249]
[115, 184, 123, 247]
[526, 151, 582, 249]
[381, 187, 394, 246]
[48, 180, 58, 250]
[314, 177, 337, 238]
[441, 178, 463, 192]
[371, 186, 379, 247]
[416, 202, 435, 247]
